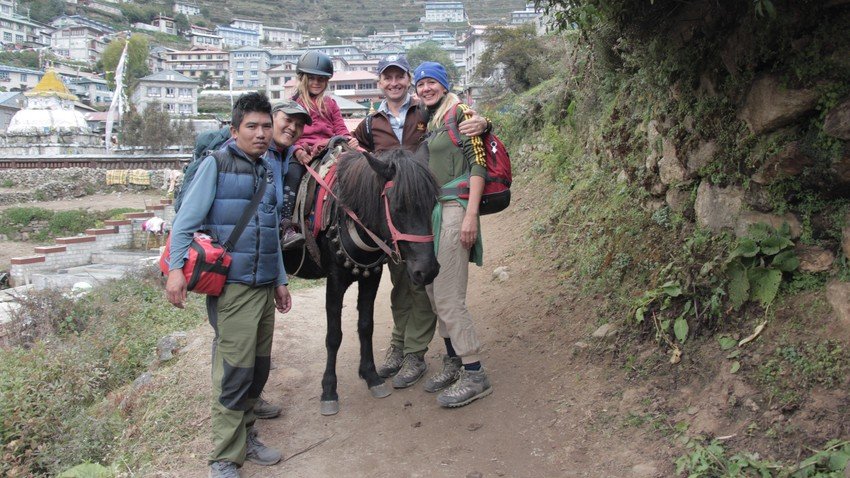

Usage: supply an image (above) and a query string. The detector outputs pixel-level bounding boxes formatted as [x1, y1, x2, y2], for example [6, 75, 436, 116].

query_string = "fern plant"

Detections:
[725, 222, 799, 311]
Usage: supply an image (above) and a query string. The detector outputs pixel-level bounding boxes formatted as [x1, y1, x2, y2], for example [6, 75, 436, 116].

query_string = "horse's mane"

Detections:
[335, 146, 439, 231]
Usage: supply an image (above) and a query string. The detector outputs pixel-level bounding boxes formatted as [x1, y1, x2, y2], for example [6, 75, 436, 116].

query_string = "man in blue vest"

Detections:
[166, 92, 290, 478]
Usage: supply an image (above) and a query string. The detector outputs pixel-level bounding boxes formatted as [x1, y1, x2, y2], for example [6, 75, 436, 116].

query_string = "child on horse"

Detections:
[280, 51, 359, 249]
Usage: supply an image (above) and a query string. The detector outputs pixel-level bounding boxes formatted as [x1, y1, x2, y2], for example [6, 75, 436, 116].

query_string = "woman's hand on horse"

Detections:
[275, 285, 292, 313]
[347, 136, 360, 149]
[458, 110, 487, 137]
[165, 269, 187, 309]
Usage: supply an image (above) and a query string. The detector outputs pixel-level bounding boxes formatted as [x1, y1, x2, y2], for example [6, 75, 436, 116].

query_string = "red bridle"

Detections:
[305, 165, 434, 262]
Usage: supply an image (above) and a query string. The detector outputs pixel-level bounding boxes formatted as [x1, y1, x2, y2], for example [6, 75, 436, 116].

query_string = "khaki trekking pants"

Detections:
[426, 203, 482, 364]
[206, 283, 276, 465]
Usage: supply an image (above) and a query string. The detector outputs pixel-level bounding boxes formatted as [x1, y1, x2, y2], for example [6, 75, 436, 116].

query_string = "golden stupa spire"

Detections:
[26, 69, 79, 101]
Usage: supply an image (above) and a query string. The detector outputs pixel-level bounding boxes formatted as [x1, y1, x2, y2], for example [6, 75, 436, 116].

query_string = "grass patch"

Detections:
[0, 207, 143, 242]
[755, 340, 849, 410]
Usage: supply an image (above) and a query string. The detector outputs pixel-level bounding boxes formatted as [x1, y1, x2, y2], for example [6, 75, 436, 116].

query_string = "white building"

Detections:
[229, 46, 270, 89]
[131, 70, 199, 116]
[265, 63, 297, 101]
[263, 26, 302, 47]
[164, 48, 229, 82]
[0, 7, 50, 47]
[68, 76, 112, 106]
[460, 25, 488, 90]
[216, 25, 260, 48]
[188, 30, 222, 49]
[511, 2, 543, 25]
[0, 64, 43, 91]
[303, 44, 366, 61]
[174, 1, 201, 16]
[231, 18, 263, 37]
[421, 1, 467, 23]
[152, 15, 177, 35]
[49, 16, 114, 63]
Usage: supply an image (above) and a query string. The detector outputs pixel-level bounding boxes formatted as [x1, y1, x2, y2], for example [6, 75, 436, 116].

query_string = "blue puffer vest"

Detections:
[205, 143, 281, 286]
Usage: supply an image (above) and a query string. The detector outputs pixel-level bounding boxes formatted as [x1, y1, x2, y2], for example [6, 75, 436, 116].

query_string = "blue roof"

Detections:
[0, 92, 22, 105]
[0, 64, 44, 75]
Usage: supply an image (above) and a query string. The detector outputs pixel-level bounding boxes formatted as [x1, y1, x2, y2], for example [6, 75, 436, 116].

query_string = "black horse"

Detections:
[284, 143, 440, 415]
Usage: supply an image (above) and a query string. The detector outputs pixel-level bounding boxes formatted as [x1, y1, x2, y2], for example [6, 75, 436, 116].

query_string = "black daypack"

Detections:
[174, 127, 231, 213]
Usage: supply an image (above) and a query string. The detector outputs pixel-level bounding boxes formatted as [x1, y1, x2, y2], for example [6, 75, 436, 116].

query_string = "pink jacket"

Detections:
[293, 95, 351, 152]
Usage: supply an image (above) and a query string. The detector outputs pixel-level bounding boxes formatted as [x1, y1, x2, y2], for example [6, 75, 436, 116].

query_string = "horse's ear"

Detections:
[414, 141, 430, 164]
[364, 151, 396, 181]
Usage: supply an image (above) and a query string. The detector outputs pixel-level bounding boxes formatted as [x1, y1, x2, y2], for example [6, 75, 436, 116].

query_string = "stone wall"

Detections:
[0, 168, 185, 205]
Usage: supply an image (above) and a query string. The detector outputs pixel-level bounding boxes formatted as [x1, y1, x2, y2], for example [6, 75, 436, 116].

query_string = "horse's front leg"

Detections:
[320, 273, 349, 416]
[356, 270, 391, 399]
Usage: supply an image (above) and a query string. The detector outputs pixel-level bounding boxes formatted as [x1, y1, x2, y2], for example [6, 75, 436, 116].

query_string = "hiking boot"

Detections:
[245, 428, 282, 466]
[281, 226, 305, 250]
[254, 396, 282, 419]
[209, 461, 240, 478]
[392, 353, 427, 389]
[377, 344, 404, 378]
[436, 367, 492, 408]
[423, 355, 462, 393]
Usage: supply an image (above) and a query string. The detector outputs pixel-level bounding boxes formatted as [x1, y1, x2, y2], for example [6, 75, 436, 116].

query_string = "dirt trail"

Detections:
[157, 177, 674, 478]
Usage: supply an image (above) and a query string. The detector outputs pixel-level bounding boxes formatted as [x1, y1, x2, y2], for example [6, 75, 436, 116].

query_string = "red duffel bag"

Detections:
[159, 231, 232, 296]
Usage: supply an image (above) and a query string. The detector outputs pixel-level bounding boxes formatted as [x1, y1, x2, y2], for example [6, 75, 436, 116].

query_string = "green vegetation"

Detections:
[0, 271, 205, 476]
[99, 36, 151, 92]
[406, 41, 460, 82]
[0, 207, 143, 242]
[756, 341, 848, 409]
[676, 438, 850, 477]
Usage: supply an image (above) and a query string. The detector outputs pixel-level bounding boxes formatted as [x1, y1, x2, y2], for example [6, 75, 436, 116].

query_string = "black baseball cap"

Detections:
[272, 100, 312, 125]
[377, 55, 411, 75]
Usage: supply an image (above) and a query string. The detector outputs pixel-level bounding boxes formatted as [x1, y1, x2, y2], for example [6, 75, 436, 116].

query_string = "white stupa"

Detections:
[1, 69, 102, 155]
[7, 69, 91, 134]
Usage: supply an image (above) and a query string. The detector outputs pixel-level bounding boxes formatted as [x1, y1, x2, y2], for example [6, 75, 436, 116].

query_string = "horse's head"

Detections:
[362, 145, 440, 286]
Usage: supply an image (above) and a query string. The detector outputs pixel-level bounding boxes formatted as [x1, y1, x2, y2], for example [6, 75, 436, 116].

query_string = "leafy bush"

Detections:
[676, 437, 850, 477]
[0, 270, 204, 476]
[725, 223, 799, 311]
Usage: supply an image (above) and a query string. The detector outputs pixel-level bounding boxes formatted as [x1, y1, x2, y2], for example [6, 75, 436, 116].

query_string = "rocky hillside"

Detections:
[490, 0, 850, 471]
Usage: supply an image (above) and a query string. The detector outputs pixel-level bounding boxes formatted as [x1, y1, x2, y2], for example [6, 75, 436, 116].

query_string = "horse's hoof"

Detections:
[369, 382, 391, 399]
[320, 400, 339, 416]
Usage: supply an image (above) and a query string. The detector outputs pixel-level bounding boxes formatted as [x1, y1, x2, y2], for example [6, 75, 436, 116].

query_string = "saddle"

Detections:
[291, 136, 349, 264]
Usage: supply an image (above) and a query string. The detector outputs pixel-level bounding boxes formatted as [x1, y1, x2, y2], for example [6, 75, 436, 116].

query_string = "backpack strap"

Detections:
[219, 151, 268, 252]
[364, 114, 375, 152]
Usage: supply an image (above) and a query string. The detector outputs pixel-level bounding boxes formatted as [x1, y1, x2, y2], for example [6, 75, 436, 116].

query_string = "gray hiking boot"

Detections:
[392, 353, 427, 389]
[423, 355, 462, 393]
[209, 461, 240, 478]
[246, 428, 282, 466]
[254, 396, 282, 419]
[436, 367, 493, 408]
[377, 344, 404, 378]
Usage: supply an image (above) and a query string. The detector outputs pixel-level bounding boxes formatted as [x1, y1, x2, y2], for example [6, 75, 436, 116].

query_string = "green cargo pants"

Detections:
[388, 258, 438, 355]
[206, 283, 276, 465]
